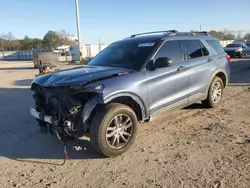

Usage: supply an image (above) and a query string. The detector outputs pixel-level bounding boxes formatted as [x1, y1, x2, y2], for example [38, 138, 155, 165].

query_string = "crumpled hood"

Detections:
[224, 47, 242, 52]
[32, 65, 132, 87]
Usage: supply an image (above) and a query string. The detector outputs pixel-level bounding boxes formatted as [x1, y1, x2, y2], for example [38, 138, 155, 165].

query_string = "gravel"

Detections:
[0, 59, 249, 188]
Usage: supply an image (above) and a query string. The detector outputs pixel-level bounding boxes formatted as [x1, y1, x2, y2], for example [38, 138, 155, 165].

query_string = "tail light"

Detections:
[226, 55, 230, 63]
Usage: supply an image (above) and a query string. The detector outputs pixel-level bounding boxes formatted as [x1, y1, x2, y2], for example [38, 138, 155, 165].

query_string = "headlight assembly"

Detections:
[72, 84, 105, 93]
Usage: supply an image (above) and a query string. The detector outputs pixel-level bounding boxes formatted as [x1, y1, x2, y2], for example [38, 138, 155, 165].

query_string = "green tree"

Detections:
[21, 36, 33, 50]
[43, 30, 60, 50]
[21, 36, 44, 50]
[31, 38, 43, 49]
[208, 30, 225, 40]
[224, 33, 235, 40]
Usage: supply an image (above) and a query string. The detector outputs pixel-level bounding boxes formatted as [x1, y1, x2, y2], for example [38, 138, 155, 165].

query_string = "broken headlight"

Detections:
[72, 84, 105, 93]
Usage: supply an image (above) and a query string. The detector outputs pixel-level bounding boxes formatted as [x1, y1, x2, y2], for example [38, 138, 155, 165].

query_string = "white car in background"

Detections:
[232, 39, 246, 45]
[224, 43, 250, 57]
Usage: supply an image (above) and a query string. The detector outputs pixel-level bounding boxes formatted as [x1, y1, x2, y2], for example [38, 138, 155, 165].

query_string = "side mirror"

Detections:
[155, 57, 172, 69]
[146, 60, 154, 71]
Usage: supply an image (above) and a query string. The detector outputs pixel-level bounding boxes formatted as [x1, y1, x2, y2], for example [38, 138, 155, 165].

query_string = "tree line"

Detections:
[0, 30, 76, 51]
[1, 29, 250, 52]
[208, 29, 250, 41]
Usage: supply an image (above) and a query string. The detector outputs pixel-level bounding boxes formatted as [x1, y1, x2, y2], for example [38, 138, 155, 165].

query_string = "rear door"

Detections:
[180, 40, 211, 101]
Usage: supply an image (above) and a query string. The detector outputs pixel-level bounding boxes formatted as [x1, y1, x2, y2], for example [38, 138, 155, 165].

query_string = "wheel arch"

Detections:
[103, 92, 148, 122]
[206, 69, 228, 95]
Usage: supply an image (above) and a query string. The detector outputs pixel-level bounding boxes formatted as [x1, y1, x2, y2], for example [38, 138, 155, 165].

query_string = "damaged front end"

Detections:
[31, 83, 103, 140]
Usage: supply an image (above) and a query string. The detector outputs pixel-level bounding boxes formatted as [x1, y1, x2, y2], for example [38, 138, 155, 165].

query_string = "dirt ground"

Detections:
[0, 59, 249, 188]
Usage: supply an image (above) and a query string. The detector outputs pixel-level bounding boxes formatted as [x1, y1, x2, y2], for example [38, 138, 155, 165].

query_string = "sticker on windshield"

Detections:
[138, 43, 155, 47]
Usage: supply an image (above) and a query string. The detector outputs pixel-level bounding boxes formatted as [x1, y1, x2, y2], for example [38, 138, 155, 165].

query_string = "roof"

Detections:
[120, 31, 217, 43]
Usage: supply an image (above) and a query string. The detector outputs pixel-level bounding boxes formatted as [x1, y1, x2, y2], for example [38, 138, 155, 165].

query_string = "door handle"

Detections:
[177, 66, 185, 72]
[207, 58, 214, 62]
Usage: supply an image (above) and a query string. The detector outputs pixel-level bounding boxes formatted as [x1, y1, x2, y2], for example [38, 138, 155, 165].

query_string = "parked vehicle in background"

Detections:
[53, 48, 62, 54]
[224, 43, 246, 57]
[30, 30, 230, 157]
[244, 42, 250, 55]
[232, 39, 246, 45]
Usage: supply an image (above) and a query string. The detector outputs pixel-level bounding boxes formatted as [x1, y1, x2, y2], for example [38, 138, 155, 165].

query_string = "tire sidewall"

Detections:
[208, 77, 224, 108]
[93, 105, 138, 157]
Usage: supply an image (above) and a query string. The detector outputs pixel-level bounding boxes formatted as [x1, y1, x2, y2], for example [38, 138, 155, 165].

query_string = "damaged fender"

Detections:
[103, 92, 148, 122]
[82, 94, 103, 131]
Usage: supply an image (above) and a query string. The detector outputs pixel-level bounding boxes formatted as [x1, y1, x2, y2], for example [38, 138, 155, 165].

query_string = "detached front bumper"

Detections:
[30, 107, 57, 125]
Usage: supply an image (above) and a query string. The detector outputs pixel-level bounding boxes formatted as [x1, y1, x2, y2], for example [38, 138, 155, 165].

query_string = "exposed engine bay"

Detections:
[32, 84, 100, 139]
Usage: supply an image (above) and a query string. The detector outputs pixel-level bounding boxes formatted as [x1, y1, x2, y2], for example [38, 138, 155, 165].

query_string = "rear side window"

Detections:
[154, 40, 184, 64]
[200, 41, 209, 56]
[181, 40, 203, 59]
[206, 40, 224, 54]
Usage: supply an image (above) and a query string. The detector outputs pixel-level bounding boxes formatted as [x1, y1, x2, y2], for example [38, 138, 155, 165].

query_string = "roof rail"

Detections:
[171, 31, 209, 36]
[130, 30, 178, 38]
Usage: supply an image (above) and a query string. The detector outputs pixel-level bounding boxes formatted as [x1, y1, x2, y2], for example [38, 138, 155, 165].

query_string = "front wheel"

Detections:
[90, 103, 138, 157]
[202, 76, 224, 108]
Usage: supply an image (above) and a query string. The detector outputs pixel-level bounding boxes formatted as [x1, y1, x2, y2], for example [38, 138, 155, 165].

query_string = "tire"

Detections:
[202, 76, 224, 108]
[90, 103, 138, 157]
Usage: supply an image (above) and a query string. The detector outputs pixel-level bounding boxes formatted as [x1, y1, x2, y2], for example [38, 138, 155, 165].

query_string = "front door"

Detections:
[145, 40, 190, 113]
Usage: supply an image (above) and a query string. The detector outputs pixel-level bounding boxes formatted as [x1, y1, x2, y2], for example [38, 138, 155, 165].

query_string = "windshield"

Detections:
[88, 41, 156, 70]
[226, 44, 241, 48]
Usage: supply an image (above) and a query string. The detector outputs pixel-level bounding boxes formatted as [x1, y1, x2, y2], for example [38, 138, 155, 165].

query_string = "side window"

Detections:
[206, 40, 224, 54]
[154, 40, 184, 64]
[181, 40, 203, 59]
[200, 41, 209, 56]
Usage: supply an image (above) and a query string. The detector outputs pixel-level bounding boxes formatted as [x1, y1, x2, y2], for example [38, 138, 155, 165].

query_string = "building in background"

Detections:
[70, 44, 108, 62]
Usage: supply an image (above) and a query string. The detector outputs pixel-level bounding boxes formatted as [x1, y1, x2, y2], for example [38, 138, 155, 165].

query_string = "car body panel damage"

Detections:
[31, 83, 102, 137]
[32, 65, 133, 87]
[30, 30, 230, 157]
[104, 92, 147, 122]
[81, 95, 103, 131]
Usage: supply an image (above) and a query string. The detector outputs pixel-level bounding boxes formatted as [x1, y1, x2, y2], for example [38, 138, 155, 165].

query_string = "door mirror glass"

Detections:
[155, 57, 172, 69]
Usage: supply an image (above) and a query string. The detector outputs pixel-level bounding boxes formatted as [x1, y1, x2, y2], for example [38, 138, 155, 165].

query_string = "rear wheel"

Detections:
[90, 103, 138, 157]
[202, 76, 224, 108]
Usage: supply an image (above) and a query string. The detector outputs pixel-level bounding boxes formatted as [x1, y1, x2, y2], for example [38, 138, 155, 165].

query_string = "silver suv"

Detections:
[30, 30, 230, 157]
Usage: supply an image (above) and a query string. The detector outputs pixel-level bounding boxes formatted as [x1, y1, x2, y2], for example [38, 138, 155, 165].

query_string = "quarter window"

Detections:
[200, 41, 209, 56]
[206, 40, 224, 54]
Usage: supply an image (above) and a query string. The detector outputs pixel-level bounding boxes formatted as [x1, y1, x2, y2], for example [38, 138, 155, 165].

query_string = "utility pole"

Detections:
[200, 25, 202, 32]
[75, 0, 83, 63]
[98, 38, 101, 53]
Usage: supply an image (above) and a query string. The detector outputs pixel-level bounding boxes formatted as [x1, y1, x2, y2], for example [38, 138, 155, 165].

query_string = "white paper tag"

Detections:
[138, 43, 155, 47]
